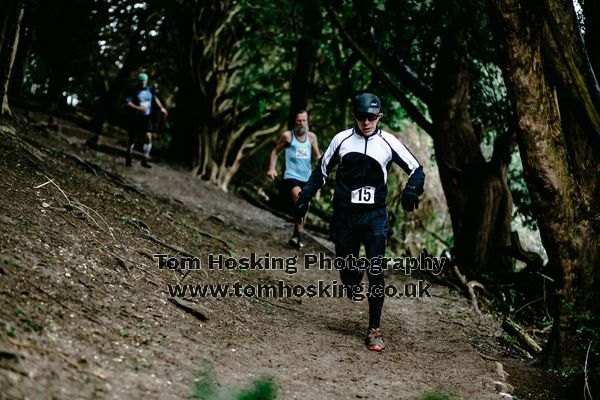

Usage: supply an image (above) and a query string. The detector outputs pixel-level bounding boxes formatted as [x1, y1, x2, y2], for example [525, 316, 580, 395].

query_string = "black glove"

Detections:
[294, 195, 310, 224]
[401, 184, 419, 212]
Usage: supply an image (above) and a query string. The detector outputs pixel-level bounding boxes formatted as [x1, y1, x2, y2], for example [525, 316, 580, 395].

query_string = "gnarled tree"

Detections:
[491, 0, 600, 370]
[168, 0, 286, 190]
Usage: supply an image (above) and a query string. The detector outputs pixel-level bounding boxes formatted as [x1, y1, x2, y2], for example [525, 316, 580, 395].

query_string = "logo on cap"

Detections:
[353, 93, 382, 113]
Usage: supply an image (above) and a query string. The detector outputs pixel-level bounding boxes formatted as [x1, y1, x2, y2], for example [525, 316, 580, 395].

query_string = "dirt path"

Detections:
[0, 117, 554, 399]
[124, 157, 509, 400]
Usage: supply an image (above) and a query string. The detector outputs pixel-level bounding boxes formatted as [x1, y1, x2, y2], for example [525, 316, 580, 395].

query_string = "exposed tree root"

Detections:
[34, 176, 116, 241]
[453, 265, 484, 316]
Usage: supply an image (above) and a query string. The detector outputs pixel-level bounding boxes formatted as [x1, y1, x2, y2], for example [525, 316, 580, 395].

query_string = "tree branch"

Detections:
[323, 2, 434, 136]
[368, 29, 434, 104]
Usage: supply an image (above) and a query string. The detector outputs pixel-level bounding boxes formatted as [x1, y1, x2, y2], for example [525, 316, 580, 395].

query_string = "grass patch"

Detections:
[418, 391, 454, 400]
[193, 363, 276, 400]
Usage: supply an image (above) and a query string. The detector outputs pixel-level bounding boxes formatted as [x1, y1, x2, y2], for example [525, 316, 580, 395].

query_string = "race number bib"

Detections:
[295, 148, 309, 159]
[351, 186, 375, 204]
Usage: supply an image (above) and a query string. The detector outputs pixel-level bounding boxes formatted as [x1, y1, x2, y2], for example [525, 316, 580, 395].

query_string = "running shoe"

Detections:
[288, 236, 304, 249]
[366, 328, 385, 351]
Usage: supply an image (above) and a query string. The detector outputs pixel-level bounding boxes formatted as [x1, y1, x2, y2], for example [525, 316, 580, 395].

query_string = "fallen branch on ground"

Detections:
[106, 252, 131, 273]
[476, 350, 500, 362]
[131, 232, 195, 259]
[502, 318, 542, 355]
[168, 297, 209, 321]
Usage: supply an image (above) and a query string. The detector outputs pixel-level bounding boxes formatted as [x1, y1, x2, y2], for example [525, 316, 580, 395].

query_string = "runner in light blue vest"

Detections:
[284, 130, 312, 181]
[267, 110, 321, 248]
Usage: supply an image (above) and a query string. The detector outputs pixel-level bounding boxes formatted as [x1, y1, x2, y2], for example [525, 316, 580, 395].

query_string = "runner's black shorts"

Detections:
[129, 115, 153, 141]
[281, 178, 307, 194]
[330, 207, 389, 245]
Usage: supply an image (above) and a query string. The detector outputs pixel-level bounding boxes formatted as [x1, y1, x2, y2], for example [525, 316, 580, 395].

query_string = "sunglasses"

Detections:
[355, 112, 379, 122]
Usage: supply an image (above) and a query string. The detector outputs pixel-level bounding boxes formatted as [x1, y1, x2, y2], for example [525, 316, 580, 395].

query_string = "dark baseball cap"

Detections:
[353, 93, 381, 114]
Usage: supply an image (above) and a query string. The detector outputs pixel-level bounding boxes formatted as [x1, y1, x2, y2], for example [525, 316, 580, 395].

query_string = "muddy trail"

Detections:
[0, 116, 559, 399]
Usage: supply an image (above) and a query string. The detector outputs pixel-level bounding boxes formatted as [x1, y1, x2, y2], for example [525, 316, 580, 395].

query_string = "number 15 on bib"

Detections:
[351, 186, 375, 204]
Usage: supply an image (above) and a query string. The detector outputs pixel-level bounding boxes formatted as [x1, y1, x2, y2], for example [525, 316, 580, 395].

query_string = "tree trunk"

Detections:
[0, 0, 24, 115]
[491, 0, 600, 369]
[430, 23, 514, 275]
[169, 71, 201, 167]
[170, 0, 232, 181]
[8, 5, 30, 98]
[542, 22, 600, 206]
[170, 1, 280, 189]
[287, 0, 322, 127]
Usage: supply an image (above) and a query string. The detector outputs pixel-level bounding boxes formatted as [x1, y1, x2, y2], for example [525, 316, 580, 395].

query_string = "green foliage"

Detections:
[4, 323, 17, 338]
[3, 258, 22, 268]
[193, 366, 216, 399]
[418, 391, 454, 400]
[237, 380, 277, 400]
[562, 301, 600, 376]
[22, 319, 42, 333]
[193, 363, 276, 400]
[548, 367, 579, 380]
[152, 132, 172, 151]
[502, 335, 517, 347]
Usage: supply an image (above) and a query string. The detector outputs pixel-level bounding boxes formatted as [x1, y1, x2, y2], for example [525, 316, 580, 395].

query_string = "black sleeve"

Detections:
[299, 134, 344, 200]
[300, 159, 329, 199]
[381, 132, 425, 195]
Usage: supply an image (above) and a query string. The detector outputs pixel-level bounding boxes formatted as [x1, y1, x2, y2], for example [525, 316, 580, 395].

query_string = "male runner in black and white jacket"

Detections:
[295, 93, 425, 351]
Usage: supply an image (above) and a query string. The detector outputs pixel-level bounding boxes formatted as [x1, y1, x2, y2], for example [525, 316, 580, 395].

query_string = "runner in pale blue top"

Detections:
[267, 110, 321, 248]
[284, 129, 313, 181]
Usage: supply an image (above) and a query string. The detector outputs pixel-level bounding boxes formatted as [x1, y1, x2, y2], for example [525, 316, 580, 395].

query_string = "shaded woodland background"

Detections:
[0, 0, 598, 393]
